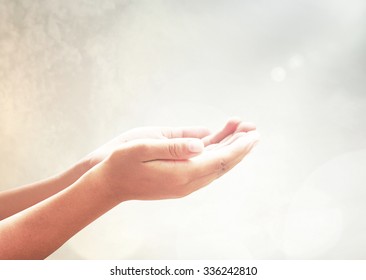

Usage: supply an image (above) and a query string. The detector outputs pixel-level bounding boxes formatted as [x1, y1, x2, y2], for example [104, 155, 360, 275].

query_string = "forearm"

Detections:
[0, 160, 90, 220]
[0, 166, 119, 260]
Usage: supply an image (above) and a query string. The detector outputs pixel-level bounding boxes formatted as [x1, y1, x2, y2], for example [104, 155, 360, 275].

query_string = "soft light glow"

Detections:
[1, 0, 365, 260]
[270, 67, 287, 82]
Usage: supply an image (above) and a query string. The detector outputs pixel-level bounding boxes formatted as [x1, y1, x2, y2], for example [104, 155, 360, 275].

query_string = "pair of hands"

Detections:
[85, 118, 259, 203]
[0, 118, 258, 260]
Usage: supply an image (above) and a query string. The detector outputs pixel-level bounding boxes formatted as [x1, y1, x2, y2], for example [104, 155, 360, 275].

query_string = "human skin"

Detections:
[0, 118, 259, 259]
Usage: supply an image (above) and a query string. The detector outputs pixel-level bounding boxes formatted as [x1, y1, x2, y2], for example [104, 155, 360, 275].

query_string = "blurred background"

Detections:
[1, 0, 365, 259]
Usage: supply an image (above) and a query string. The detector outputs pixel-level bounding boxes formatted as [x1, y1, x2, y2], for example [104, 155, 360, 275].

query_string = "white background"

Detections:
[1, 0, 365, 259]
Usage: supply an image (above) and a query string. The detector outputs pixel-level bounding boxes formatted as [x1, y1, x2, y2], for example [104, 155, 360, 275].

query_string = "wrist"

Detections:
[84, 162, 130, 206]
[52, 160, 92, 191]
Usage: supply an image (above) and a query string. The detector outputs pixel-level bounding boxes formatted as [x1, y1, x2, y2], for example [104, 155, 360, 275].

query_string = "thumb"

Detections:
[139, 138, 204, 160]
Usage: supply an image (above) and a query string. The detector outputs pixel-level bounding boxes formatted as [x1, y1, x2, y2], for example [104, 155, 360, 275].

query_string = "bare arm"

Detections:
[0, 125, 211, 221]
[0, 162, 89, 220]
[0, 119, 259, 259]
[0, 118, 253, 220]
[0, 167, 117, 259]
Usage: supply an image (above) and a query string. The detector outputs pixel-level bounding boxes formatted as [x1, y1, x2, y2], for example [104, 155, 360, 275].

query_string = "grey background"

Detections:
[1, 0, 365, 259]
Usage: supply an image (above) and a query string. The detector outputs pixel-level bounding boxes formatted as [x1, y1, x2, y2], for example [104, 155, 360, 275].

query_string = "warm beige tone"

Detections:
[1, 0, 365, 259]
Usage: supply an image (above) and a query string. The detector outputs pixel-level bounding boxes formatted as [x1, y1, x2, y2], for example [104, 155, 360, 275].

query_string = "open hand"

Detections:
[90, 118, 259, 202]
[85, 118, 256, 169]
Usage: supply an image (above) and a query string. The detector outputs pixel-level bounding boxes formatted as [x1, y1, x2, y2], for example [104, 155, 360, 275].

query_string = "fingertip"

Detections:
[227, 116, 242, 123]
[236, 121, 257, 132]
[226, 117, 242, 128]
[221, 117, 241, 135]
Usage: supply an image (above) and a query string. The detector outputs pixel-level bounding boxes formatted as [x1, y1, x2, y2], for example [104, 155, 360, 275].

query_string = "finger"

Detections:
[235, 121, 256, 133]
[183, 152, 245, 195]
[221, 120, 257, 144]
[190, 130, 260, 178]
[204, 120, 257, 149]
[161, 127, 211, 139]
[210, 121, 257, 147]
[135, 138, 205, 161]
[205, 132, 247, 151]
[202, 118, 241, 146]
[181, 138, 258, 195]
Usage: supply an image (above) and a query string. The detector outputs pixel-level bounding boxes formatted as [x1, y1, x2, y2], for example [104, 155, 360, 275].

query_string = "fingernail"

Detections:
[188, 140, 204, 153]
